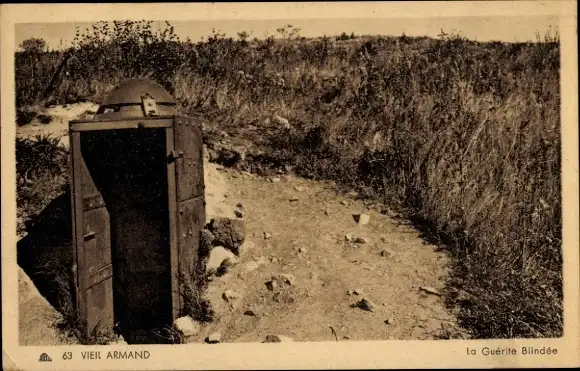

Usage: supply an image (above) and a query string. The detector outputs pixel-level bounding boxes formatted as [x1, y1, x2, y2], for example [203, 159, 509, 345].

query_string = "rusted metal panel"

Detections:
[165, 127, 181, 320]
[70, 132, 115, 339]
[80, 207, 112, 288]
[174, 116, 205, 202]
[80, 278, 114, 337]
[70, 118, 173, 132]
[176, 197, 205, 295]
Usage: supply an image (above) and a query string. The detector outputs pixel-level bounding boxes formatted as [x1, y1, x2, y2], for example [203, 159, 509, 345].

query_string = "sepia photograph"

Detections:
[1, 2, 578, 370]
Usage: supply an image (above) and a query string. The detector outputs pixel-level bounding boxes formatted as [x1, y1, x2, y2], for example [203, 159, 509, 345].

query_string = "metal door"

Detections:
[168, 116, 206, 319]
[70, 131, 115, 339]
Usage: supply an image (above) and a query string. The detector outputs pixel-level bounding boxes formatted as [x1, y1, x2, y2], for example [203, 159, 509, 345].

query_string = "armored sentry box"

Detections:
[68, 79, 205, 342]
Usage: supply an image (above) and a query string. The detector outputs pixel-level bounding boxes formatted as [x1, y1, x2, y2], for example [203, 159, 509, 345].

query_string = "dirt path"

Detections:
[16, 103, 464, 345]
[198, 164, 462, 343]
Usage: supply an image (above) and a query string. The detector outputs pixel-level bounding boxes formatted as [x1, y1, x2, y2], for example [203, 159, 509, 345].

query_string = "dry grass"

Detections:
[15, 21, 561, 339]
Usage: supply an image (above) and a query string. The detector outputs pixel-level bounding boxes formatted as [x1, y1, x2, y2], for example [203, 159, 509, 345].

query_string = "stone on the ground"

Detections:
[355, 298, 376, 312]
[353, 213, 370, 225]
[265, 280, 278, 291]
[206, 332, 221, 344]
[289, 196, 299, 202]
[222, 289, 241, 302]
[419, 286, 441, 296]
[345, 233, 353, 242]
[174, 316, 201, 337]
[264, 334, 293, 343]
[354, 236, 368, 244]
[274, 273, 296, 286]
[384, 318, 394, 325]
[208, 218, 245, 255]
[270, 256, 279, 263]
[234, 203, 245, 218]
[270, 177, 282, 183]
[216, 258, 236, 276]
[353, 288, 363, 295]
[340, 200, 349, 205]
[206, 246, 238, 273]
[244, 309, 257, 316]
[298, 247, 307, 253]
[263, 232, 272, 240]
[294, 186, 304, 192]
[346, 290, 353, 295]
[273, 292, 295, 304]
[245, 256, 267, 272]
[380, 249, 394, 257]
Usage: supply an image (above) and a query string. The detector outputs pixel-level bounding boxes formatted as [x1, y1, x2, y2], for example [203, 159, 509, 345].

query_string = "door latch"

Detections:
[167, 150, 184, 163]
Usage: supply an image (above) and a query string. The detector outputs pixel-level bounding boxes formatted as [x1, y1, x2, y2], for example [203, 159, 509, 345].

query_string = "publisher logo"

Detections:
[39, 353, 52, 362]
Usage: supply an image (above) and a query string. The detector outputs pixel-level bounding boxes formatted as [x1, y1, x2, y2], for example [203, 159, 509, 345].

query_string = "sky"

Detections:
[16, 15, 560, 51]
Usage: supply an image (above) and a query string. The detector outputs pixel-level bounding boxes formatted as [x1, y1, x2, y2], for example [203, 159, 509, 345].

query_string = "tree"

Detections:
[19, 38, 47, 53]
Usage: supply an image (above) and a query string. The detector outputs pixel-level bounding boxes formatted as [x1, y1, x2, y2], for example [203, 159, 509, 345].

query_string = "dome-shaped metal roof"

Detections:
[94, 78, 177, 119]
[101, 78, 175, 106]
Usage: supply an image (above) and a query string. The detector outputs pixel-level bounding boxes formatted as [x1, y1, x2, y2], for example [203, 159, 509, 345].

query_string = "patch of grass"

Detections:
[16, 22, 562, 339]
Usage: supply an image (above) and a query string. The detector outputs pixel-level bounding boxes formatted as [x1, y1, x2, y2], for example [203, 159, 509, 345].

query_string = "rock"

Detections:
[355, 298, 376, 312]
[343, 335, 351, 339]
[244, 309, 257, 316]
[294, 186, 304, 192]
[353, 288, 364, 295]
[353, 213, 370, 225]
[209, 143, 246, 166]
[340, 200, 349, 205]
[222, 289, 241, 302]
[234, 203, 245, 218]
[354, 236, 368, 244]
[207, 218, 245, 255]
[273, 292, 295, 304]
[216, 258, 236, 276]
[265, 280, 278, 291]
[270, 177, 282, 183]
[380, 249, 393, 257]
[274, 273, 296, 286]
[264, 334, 293, 343]
[206, 332, 221, 344]
[174, 316, 201, 337]
[289, 196, 299, 202]
[384, 318, 394, 325]
[270, 256, 279, 263]
[419, 286, 441, 296]
[380, 236, 387, 243]
[345, 233, 353, 242]
[206, 246, 238, 273]
[200, 228, 215, 256]
[346, 290, 353, 295]
[263, 232, 272, 240]
[298, 247, 307, 253]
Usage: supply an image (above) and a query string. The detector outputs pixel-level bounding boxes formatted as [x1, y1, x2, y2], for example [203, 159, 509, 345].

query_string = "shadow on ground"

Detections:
[17, 191, 77, 329]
